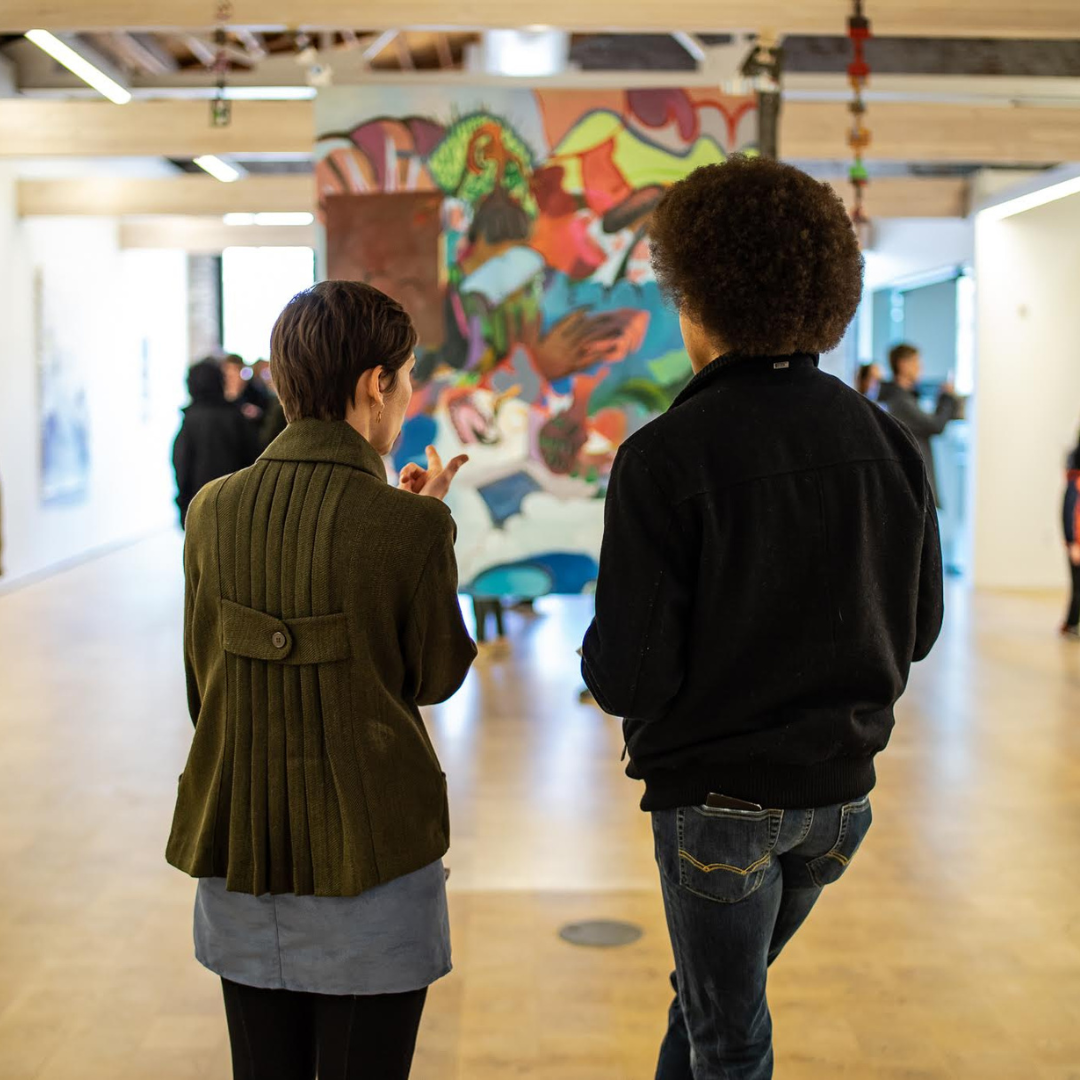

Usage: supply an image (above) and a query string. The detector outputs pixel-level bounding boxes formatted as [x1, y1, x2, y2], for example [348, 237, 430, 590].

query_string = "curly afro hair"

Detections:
[650, 155, 864, 357]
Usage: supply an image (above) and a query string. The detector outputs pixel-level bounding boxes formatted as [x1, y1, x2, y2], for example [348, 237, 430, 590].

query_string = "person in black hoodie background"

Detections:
[581, 156, 943, 1080]
[172, 359, 258, 527]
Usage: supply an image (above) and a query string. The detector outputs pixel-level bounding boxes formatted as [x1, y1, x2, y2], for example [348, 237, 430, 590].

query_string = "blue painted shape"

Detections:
[527, 551, 599, 595]
[476, 470, 542, 527]
[467, 562, 554, 600]
[461, 246, 545, 306]
[393, 414, 438, 472]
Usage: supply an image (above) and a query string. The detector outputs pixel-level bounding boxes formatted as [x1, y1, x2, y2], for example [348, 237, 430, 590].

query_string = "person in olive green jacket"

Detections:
[167, 280, 476, 1080]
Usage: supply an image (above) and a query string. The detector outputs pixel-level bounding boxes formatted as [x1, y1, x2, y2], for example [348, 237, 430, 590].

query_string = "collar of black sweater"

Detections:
[671, 352, 820, 411]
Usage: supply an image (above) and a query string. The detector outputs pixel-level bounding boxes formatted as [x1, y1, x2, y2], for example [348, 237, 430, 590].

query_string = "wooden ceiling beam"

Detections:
[1, 99, 1078, 165]
[0, 100, 311, 156]
[435, 33, 453, 70]
[822, 177, 969, 218]
[120, 216, 314, 251]
[2, 0, 1080, 38]
[782, 101, 1080, 164]
[16, 172, 967, 220]
[394, 33, 416, 71]
[17, 174, 314, 215]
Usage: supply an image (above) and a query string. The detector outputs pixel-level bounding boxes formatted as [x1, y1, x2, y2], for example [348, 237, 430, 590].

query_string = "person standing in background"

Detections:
[222, 353, 269, 429]
[252, 358, 273, 392]
[877, 343, 959, 505]
[1062, 434, 1080, 639]
[258, 357, 289, 449]
[855, 362, 883, 399]
[172, 360, 259, 528]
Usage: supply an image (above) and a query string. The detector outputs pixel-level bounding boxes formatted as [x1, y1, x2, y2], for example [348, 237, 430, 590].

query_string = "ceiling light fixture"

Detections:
[194, 155, 242, 183]
[25, 29, 132, 104]
[223, 212, 314, 226]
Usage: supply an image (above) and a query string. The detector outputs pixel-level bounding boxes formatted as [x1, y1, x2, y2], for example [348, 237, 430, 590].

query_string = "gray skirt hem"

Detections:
[195, 950, 453, 996]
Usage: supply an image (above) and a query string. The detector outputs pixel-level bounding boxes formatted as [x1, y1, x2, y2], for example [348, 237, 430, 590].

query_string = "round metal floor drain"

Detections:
[559, 920, 644, 948]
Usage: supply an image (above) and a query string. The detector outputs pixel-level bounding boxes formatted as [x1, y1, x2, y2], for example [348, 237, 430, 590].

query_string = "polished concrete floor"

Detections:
[1, 532, 1079, 1078]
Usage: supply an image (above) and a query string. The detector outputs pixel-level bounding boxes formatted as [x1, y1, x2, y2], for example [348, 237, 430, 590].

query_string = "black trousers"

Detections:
[221, 978, 428, 1080]
[1067, 559, 1080, 629]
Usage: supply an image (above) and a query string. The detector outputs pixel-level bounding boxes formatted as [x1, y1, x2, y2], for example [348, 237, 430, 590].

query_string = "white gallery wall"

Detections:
[973, 191, 1080, 590]
[863, 218, 975, 293]
[0, 161, 190, 586]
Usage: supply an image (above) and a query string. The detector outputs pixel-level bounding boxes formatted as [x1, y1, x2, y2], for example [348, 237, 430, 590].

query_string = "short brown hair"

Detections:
[888, 343, 919, 377]
[650, 155, 864, 356]
[271, 280, 417, 423]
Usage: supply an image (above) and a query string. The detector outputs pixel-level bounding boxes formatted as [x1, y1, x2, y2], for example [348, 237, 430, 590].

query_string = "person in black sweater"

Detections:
[172, 359, 258, 527]
[581, 156, 943, 1080]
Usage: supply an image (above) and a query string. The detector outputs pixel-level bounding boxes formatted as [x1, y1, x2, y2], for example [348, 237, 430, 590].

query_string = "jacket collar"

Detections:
[670, 352, 819, 411]
[260, 419, 387, 481]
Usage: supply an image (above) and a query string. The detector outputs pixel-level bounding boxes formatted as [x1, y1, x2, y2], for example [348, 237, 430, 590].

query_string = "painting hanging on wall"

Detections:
[34, 268, 91, 505]
[326, 191, 447, 347]
[316, 87, 757, 591]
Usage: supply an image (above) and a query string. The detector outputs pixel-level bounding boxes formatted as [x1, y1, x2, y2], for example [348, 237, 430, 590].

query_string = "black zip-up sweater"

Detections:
[582, 354, 943, 811]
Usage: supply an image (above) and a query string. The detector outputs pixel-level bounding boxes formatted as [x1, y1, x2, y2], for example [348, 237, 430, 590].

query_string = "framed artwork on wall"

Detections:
[34, 267, 90, 505]
[316, 87, 757, 591]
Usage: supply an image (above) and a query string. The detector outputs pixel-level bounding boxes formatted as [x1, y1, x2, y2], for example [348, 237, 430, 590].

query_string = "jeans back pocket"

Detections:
[807, 797, 873, 888]
[677, 806, 783, 904]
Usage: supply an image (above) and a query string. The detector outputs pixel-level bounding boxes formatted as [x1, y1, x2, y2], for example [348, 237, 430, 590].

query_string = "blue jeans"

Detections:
[653, 797, 873, 1080]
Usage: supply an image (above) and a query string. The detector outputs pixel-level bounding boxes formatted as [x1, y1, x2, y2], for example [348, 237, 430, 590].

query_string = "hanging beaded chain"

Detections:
[210, 0, 234, 128]
[847, 0, 872, 229]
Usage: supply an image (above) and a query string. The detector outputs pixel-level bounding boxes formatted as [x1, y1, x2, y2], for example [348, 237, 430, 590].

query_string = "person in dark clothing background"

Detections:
[855, 361, 883, 399]
[877, 343, 959, 505]
[172, 359, 258, 527]
[222, 353, 270, 431]
[1062, 435, 1080, 639]
[581, 156, 944, 1080]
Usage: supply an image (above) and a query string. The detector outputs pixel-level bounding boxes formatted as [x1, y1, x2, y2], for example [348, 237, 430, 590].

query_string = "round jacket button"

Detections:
[271, 631, 287, 649]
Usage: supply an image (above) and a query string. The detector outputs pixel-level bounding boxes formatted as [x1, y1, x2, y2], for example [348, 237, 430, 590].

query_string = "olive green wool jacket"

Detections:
[166, 420, 477, 897]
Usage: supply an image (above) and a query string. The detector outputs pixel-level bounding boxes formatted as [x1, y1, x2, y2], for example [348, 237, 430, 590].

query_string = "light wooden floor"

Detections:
[1, 533, 1079, 1079]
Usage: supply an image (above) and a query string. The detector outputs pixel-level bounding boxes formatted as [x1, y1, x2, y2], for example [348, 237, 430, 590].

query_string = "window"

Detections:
[221, 247, 316, 364]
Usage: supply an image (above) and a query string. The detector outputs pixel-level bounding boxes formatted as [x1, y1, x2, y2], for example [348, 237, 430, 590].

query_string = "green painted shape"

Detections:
[551, 111, 726, 189]
[427, 112, 536, 211]
[647, 349, 693, 385]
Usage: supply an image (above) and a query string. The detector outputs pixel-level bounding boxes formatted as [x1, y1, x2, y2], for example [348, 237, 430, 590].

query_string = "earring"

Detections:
[377, 410, 383, 424]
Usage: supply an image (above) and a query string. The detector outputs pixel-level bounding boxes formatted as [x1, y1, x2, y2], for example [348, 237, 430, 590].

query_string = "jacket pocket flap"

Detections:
[221, 599, 350, 665]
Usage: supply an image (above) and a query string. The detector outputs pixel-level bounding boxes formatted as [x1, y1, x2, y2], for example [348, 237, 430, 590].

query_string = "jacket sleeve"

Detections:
[893, 390, 957, 439]
[581, 444, 692, 721]
[914, 473, 945, 662]
[172, 421, 194, 525]
[404, 524, 478, 706]
[182, 530, 202, 726]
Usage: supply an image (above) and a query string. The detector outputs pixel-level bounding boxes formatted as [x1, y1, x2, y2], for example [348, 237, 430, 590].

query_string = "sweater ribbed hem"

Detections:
[636, 757, 877, 812]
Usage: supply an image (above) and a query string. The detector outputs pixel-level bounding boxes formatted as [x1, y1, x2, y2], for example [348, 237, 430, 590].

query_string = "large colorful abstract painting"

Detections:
[315, 88, 757, 591]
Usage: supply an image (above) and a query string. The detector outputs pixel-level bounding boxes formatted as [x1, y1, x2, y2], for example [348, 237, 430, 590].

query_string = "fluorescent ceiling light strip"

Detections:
[979, 175, 1080, 220]
[224, 86, 316, 101]
[223, 212, 314, 226]
[255, 212, 314, 226]
[194, 155, 242, 183]
[25, 30, 131, 105]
